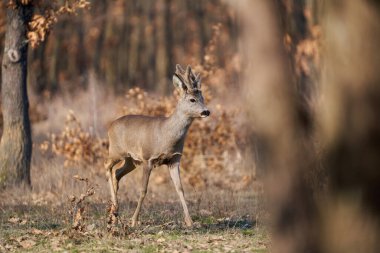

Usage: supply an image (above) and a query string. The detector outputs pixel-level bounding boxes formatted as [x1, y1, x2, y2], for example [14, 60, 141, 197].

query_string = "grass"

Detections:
[0, 201, 269, 252]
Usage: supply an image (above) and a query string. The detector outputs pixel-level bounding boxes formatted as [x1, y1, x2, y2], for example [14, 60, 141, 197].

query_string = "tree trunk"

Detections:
[127, 3, 142, 87]
[93, 0, 107, 79]
[0, 4, 33, 188]
[234, 1, 319, 252]
[164, 0, 173, 90]
[318, 1, 380, 251]
[154, 0, 169, 94]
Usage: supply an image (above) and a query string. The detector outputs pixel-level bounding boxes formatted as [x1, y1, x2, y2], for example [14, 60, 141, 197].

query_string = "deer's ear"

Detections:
[173, 75, 188, 94]
[176, 64, 185, 74]
[196, 77, 202, 89]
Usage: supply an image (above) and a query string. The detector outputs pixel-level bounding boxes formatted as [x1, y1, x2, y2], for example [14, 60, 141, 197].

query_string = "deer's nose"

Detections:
[201, 110, 210, 117]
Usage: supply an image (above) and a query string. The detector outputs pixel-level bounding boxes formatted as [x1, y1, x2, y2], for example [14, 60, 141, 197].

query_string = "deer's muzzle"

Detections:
[201, 110, 210, 117]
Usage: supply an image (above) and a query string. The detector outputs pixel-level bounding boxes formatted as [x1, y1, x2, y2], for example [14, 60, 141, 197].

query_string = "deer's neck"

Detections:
[164, 106, 193, 141]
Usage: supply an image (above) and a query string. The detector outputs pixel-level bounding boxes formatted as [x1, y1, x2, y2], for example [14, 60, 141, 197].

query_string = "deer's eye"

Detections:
[190, 98, 196, 103]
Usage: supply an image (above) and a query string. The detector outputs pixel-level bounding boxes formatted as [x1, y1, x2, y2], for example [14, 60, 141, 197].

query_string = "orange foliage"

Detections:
[42, 111, 107, 167]
[27, 0, 90, 48]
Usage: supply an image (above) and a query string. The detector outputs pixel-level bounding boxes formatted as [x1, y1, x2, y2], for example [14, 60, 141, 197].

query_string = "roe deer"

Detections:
[105, 64, 210, 227]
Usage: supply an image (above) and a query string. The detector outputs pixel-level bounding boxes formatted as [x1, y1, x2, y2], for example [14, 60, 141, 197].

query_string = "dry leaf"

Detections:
[31, 228, 44, 235]
[157, 238, 165, 243]
[8, 217, 21, 224]
[50, 238, 62, 251]
[19, 239, 36, 249]
[27, 1, 90, 48]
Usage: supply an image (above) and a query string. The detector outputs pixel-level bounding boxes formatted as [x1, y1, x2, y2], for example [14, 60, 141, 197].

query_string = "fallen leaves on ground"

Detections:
[1, 216, 268, 252]
[8, 217, 28, 225]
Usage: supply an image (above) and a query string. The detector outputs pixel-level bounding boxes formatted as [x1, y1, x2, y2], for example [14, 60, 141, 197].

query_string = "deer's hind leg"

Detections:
[106, 157, 136, 212]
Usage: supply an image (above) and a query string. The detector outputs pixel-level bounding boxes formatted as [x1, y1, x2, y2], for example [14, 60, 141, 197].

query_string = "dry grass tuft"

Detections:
[68, 175, 95, 232]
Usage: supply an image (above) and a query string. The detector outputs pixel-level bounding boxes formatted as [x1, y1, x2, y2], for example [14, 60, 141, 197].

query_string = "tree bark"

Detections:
[0, 4, 33, 188]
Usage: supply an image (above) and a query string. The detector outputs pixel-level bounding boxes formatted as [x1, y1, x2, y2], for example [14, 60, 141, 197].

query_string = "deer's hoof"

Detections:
[131, 219, 138, 228]
[185, 217, 193, 227]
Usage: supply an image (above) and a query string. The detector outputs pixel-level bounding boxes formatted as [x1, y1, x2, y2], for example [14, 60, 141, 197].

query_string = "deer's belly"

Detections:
[149, 152, 182, 167]
[120, 132, 184, 166]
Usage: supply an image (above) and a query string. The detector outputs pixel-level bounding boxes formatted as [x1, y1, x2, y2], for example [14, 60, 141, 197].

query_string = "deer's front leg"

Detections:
[168, 163, 193, 227]
[131, 162, 152, 227]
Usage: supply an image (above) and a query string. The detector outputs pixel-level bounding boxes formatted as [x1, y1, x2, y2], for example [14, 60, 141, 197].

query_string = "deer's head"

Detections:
[173, 64, 210, 118]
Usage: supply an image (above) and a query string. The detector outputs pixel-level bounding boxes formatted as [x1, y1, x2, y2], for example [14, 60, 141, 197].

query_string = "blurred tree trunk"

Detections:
[173, 0, 188, 62]
[48, 21, 66, 93]
[104, 5, 117, 91]
[93, 0, 108, 80]
[155, 0, 169, 94]
[318, 1, 380, 251]
[276, 0, 316, 132]
[75, 16, 87, 88]
[31, 40, 47, 94]
[0, 4, 33, 188]
[234, 1, 319, 252]
[193, 1, 207, 62]
[237, 0, 380, 252]
[117, 1, 130, 91]
[290, 0, 315, 133]
[140, 1, 155, 90]
[164, 0, 173, 87]
[48, 34, 59, 93]
[127, 2, 142, 87]
[0, 3, 5, 82]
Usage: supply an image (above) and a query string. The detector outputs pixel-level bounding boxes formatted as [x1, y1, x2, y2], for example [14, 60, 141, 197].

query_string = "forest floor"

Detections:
[0, 153, 266, 252]
[0, 200, 269, 252]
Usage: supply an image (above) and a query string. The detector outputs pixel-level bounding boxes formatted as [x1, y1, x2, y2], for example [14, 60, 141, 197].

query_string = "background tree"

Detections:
[0, 0, 89, 188]
[0, 1, 33, 187]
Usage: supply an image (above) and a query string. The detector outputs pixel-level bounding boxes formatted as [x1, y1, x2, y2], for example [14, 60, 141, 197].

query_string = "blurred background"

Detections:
[1, 0, 380, 252]
[1, 0, 240, 95]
